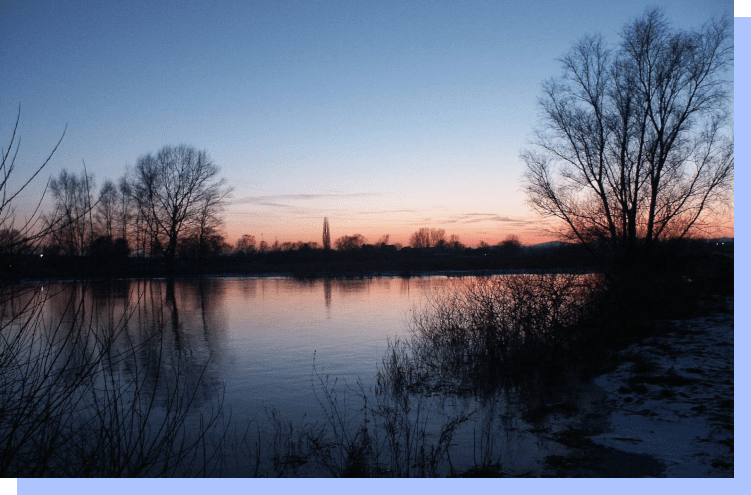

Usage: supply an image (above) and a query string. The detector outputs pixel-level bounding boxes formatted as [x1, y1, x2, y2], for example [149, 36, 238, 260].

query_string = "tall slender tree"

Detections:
[322, 217, 331, 250]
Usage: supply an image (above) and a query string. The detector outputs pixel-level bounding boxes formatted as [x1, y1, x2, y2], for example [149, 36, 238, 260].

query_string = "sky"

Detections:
[0, 0, 735, 247]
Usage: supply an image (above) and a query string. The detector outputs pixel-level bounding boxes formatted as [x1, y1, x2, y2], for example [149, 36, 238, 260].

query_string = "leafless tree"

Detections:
[45, 169, 96, 256]
[375, 234, 390, 247]
[499, 235, 521, 249]
[447, 234, 463, 250]
[335, 234, 366, 251]
[1, 106, 65, 257]
[181, 181, 231, 261]
[522, 9, 733, 253]
[235, 234, 256, 254]
[94, 179, 117, 239]
[132, 145, 230, 273]
[409, 228, 446, 248]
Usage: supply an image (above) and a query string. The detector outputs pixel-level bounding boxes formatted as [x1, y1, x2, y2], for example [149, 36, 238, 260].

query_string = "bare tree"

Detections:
[335, 234, 366, 251]
[94, 179, 117, 239]
[45, 169, 96, 256]
[499, 235, 521, 249]
[116, 176, 132, 239]
[1, 106, 65, 257]
[447, 234, 463, 250]
[181, 181, 231, 261]
[375, 234, 390, 247]
[409, 228, 446, 248]
[133, 145, 229, 273]
[235, 234, 256, 254]
[522, 9, 733, 253]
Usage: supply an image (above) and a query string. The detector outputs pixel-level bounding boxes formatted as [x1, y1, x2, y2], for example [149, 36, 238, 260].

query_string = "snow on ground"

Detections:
[544, 296, 733, 477]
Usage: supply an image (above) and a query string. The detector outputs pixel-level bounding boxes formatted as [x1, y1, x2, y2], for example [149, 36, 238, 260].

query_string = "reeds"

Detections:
[377, 274, 603, 396]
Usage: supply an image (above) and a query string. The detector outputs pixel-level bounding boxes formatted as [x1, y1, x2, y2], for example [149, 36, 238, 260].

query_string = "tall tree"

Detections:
[94, 179, 117, 240]
[522, 9, 733, 254]
[46, 169, 95, 256]
[133, 145, 229, 273]
[322, 217, 331, 250]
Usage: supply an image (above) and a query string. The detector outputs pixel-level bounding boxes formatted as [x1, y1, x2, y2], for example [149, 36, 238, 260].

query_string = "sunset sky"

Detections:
[1, 0, 735, 247]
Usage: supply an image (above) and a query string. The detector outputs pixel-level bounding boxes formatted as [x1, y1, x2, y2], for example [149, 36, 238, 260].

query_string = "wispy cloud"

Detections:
[408, 212, 537, 227]
[356, 209, 417, 215]
[230, 192, 382, 205]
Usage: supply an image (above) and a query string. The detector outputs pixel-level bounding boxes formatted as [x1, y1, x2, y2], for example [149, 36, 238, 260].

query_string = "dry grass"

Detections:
[377, 274, 603, 396]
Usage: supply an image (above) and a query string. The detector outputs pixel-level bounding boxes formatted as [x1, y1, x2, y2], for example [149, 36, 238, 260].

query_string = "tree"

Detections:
[133, 145, 229, 273]
[522, 9, 733, 254]
[375, 234, 390, 248]
[447, 234, 464, 250]
[499, 234, 521, 249]
[335, 234, 366, 251]
[235, 234, 256, 254]
[46, 169, 96, 256]
[184, 181, 231, 262]
[1, 106, 65, 254]
[116, 175, 134, 245]
[322, 217, 331, 250]
[409, 228, 446, 248]
[94, 179, 118, 239]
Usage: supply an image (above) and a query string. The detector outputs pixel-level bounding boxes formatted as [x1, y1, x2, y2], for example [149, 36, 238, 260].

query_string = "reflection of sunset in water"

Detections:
[34, 277, 461, 427]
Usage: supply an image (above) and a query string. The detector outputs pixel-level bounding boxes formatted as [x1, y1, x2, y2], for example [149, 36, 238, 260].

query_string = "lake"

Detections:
[3, 275, 592, 476]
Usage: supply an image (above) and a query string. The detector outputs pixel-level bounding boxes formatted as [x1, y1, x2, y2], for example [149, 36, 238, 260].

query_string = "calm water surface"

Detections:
[32, 275, 578, 475]
[41, 277, 455, 418]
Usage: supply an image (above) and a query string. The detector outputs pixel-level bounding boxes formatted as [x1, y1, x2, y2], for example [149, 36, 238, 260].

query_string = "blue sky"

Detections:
[1, 0, 734, 245]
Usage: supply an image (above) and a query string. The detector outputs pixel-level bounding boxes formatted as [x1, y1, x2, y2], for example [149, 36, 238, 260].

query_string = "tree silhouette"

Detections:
[46, 170, 96, 256]
[133, 145, 229, 274]
[522, 9, 733, 254]
[409, 228, 446, 248]
[322, 217, 331, 250]
[335, 234, 365, 251]
[235, 234, 256, 254]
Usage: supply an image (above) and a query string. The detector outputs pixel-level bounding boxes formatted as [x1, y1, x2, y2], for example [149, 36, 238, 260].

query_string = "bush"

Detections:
[377, 274, 603, 396]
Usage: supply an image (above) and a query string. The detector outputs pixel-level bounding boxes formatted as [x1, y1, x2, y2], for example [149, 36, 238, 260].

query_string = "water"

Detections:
[3, 275, 731, 476]
[1, 275, 601, 476]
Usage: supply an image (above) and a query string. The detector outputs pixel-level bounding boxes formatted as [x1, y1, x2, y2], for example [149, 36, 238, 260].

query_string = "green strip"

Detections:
[0, 478, 18, 495]
[733, 0, 751, 17]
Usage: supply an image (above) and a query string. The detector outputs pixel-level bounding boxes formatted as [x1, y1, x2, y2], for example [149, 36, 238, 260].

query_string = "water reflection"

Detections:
[38, 279, 229, 410]
[323, 278, 332, 318]
[13, 275, 583, 476]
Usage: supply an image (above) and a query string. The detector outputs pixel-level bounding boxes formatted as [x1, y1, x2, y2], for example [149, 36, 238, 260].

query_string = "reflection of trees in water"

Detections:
[1, 280, 229, 476]
[40, 279, 228, 410]
[399, 277, 411, 297]
[323, 278, 332, 319]
[237, 278, 258, 300]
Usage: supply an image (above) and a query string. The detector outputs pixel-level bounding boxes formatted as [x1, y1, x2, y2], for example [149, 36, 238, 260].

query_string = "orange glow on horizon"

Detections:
[222, 214, 734, 249]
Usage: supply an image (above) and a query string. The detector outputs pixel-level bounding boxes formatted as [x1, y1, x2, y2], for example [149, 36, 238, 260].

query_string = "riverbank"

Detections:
[541, 296, 733, 477]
